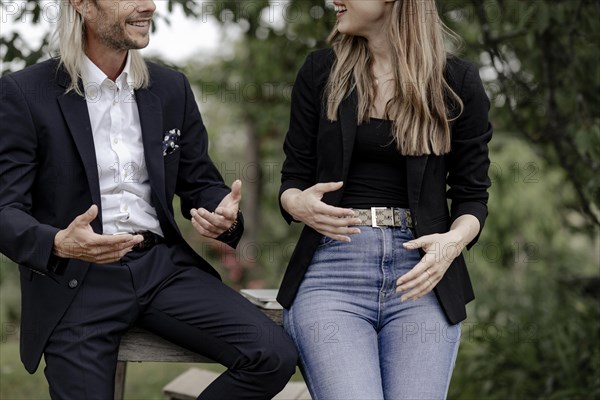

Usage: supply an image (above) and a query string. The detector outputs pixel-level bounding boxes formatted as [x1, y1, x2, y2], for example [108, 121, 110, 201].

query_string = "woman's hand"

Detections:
[396, 214, 480, 301]
[281, 182, 362, 242]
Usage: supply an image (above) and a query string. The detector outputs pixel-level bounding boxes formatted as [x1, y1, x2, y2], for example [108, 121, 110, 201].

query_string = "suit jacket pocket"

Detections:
[19, 265, 35, 281]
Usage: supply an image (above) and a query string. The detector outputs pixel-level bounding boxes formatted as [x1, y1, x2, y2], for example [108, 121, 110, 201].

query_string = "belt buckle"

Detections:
[370, 207, 388, 228]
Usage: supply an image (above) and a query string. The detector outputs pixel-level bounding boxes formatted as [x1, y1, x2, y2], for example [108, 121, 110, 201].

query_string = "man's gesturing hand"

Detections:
[281, 182, 362, 242]
[53, 205, 143, 264]
[190, 180, 242, 239]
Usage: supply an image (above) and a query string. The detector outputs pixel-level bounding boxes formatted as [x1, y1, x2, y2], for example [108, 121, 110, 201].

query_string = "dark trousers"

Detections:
[43, 243, 298, 399]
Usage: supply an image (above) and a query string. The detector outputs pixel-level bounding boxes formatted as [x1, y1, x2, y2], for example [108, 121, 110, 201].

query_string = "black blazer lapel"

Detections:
[406, 155, 428, 227]
[134, 89, 169, 214]
[339, 90, 358, 182]
[56, 91, 103, 233]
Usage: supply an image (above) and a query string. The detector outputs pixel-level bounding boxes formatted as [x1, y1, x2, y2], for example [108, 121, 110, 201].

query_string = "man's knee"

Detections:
[270, 334, 299, 378]
[242, 329, 298, 378]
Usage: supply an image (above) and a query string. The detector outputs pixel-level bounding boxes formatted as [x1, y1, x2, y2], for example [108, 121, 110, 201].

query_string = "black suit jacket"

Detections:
[278, 49, 492, 325]
[0, 58, 241, 373]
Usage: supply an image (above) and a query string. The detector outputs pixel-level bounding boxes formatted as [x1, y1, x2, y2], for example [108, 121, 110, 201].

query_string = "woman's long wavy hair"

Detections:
[325, 0, 464, 155]
[54, 0, 149, 96]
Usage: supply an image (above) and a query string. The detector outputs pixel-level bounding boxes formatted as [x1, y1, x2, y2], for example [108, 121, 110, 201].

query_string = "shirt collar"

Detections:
[82, 51, 135, 92]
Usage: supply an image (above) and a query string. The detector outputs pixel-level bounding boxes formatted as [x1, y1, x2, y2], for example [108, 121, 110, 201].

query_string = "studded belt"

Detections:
[352, 207, 413, 228]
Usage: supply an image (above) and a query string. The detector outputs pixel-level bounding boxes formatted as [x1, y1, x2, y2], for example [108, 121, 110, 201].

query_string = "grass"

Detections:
[1, 340, 48, 400]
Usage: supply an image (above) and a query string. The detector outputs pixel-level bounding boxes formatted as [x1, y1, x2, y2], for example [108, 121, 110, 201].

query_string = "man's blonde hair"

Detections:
[54, 0, 149, 95]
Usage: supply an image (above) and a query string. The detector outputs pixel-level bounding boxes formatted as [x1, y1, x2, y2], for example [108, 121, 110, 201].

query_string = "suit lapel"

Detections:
[406, 156, 428, 213]
[339, 90, 358, 181]
[134, 88, 169, 213]
[57, 91, 103, 233]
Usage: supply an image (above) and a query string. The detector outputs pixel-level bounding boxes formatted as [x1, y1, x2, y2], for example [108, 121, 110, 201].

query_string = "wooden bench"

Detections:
[114, 308, 284, 400]
[162, 367, 310, 400]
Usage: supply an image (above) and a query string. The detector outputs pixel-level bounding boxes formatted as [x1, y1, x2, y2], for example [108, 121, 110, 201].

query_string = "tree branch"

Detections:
[471, 0, 599, 227]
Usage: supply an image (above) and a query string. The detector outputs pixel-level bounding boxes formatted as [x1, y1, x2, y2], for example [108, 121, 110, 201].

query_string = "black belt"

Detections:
[132, 231, 164, 252]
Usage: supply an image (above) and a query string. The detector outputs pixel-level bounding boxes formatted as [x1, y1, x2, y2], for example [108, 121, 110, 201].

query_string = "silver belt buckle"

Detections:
[370, 207, 387, 227]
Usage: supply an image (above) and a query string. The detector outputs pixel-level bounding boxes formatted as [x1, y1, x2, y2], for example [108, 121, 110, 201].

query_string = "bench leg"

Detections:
[114, 361, 127, 400]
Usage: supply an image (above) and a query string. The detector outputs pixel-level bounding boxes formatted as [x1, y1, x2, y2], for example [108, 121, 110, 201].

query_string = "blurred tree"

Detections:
[181, 0, 335, 285]
[442, 0, 600, 229]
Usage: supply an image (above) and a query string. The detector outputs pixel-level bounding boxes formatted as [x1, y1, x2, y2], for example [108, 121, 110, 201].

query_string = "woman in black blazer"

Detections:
[278, 1, 492, 399]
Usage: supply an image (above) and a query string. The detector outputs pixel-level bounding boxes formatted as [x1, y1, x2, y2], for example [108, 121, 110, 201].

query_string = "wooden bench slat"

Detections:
[162, 367, 311, 400]
[118, 327, 215, 363]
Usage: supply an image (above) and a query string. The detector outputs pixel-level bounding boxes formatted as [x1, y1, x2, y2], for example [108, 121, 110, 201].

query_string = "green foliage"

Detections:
[179, 1, 335, 286]
[442, 0, 600, 227]
[449, 137, 600, 398]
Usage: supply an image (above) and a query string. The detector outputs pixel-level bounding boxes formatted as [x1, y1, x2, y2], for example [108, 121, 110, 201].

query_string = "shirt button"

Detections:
[113, 138, 118, 144]
[68, 279, 79, 289]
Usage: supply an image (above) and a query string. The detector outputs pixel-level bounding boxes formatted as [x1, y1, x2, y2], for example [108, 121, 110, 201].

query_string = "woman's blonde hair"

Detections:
[325, 0, 464, 155]
[54, 0, 149, 96]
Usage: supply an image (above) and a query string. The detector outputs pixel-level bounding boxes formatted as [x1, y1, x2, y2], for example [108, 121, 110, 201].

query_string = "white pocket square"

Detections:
[162, 129, 181, 156]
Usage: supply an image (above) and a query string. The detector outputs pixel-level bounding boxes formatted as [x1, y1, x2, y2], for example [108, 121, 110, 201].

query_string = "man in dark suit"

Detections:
[0, 0, 297, 398]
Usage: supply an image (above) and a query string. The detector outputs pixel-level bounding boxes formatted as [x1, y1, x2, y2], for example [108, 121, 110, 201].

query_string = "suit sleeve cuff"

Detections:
[38, 224, 68, 275]
[279, 180, 311, 224]
[216, 211, 244, 249]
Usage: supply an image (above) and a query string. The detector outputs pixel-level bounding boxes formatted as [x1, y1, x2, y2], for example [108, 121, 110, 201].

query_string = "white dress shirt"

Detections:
[82, 53, 163, 237]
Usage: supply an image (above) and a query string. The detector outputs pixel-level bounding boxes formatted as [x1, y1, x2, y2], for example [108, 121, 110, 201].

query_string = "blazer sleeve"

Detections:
[0, 75, 61, 273]
[279, 52, 320, 224]
[174, 73, 243, 248]
[445, 63, 493, 250]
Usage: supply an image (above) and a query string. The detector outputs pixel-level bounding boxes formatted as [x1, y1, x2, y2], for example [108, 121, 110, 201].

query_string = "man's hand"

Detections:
[53, 205, 143, 264]
[281, 182, 362, 242]
[190, 180, 242, 239]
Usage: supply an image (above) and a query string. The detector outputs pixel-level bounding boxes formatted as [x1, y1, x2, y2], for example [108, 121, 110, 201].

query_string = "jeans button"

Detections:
[68, 279, 79, 289]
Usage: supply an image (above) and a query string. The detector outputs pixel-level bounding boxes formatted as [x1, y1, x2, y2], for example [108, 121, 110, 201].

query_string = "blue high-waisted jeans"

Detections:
[284, 223, 461, 400]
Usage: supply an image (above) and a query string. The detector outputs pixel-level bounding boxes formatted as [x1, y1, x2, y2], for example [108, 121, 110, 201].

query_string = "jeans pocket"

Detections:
[317, 235, 336, 248]
[401, 226, 417, 241]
